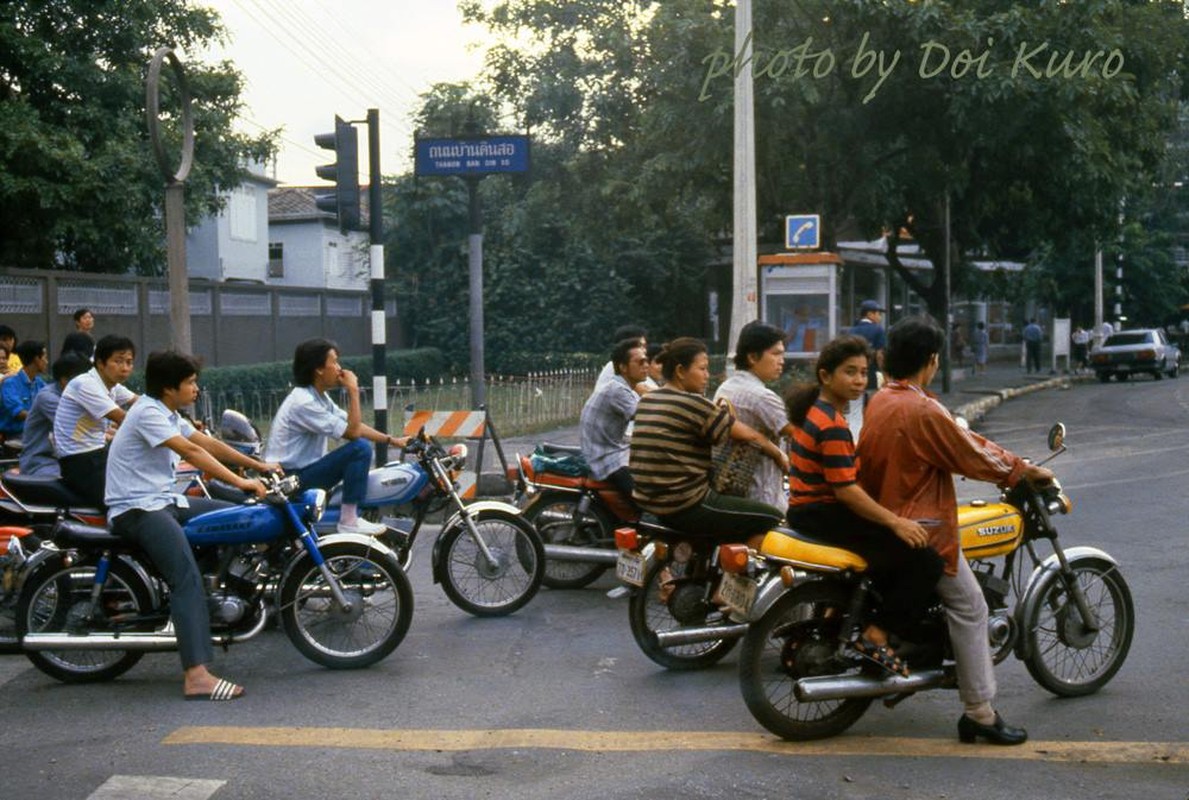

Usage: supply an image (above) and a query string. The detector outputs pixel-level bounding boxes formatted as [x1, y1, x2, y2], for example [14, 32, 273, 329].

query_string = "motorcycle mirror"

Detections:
[1047, 423, 1066, 452]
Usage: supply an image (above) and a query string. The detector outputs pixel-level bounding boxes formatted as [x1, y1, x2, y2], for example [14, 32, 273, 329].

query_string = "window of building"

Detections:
[268, 242, 284, 278]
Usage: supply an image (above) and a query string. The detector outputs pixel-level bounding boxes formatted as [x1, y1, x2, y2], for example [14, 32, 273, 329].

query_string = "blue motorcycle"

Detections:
[219, 411, 545, 618]
[16, 475, 413, 683]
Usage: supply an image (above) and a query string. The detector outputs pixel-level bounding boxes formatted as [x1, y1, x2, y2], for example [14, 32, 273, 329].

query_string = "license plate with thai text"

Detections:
[616, 550, 646, 587]
[715, 572, 758, 618]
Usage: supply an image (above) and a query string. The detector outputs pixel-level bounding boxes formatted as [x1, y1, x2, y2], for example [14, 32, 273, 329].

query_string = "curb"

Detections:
[950, 373, 1092, 423]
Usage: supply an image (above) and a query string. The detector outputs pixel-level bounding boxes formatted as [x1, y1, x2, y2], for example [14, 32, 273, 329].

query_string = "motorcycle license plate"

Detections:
[715, 572, 757, 618]
[616, 550, 647, 587]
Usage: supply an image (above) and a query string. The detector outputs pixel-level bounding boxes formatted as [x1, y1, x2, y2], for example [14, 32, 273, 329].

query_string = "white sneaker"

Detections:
[337, 517, 388, 536]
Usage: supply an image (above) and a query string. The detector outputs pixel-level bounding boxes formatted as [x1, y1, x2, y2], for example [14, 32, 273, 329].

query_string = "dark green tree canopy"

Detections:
[0, 0, 277, 274]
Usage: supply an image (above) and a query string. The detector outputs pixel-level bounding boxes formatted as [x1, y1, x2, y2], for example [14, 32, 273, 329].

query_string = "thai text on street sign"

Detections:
[414, 135, 530, 177]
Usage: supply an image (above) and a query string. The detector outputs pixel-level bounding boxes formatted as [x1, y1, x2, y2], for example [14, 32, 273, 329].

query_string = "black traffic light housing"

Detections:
[314, 115, 361, 232]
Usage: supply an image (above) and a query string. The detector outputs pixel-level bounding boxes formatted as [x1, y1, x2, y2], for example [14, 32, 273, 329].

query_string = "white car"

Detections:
[1091, 328, 1181, 381]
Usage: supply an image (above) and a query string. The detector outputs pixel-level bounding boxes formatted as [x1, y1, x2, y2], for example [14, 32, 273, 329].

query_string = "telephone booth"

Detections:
[758, 252, 844, 361]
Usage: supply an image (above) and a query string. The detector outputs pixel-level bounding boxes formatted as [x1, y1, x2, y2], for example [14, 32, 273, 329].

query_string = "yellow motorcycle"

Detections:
[731, 424, 1134, 741]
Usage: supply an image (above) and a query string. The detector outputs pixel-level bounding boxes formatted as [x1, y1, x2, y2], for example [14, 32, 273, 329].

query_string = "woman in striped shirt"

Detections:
[629, 337, 787, 541]
[786, 335, 944, 676]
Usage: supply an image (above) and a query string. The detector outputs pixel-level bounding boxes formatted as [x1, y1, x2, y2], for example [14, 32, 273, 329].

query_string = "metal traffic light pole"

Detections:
[314, 110, 388, 462]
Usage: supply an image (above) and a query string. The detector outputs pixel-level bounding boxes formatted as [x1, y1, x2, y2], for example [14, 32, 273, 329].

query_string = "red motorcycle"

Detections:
[509, 444, 638, 589]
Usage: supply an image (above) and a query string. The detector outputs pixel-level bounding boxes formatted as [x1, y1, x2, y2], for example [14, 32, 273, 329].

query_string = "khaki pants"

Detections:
[937, 557, 996, 705]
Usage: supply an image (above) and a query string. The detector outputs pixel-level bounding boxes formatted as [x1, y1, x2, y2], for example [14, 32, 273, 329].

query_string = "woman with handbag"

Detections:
[629, 337, 787, 543]
[712, 322, 795, 511]
[785, 334, 944, 677]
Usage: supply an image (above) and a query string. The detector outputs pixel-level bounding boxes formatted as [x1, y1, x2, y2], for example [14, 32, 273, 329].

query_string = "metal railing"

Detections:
[197, 369, 599, 440]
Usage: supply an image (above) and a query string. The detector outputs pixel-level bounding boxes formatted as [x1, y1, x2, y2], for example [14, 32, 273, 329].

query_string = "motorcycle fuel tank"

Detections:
[184, 502, 287, 547]
[958, 502, 1023, 559]
[360, 462, 429, 507]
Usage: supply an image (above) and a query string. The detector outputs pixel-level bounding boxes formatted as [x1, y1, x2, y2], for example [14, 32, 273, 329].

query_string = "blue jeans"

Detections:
[293, 438, 374, 504]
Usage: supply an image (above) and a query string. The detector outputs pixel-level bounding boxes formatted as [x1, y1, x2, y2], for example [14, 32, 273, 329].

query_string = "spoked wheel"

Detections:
[279, 541, 413, 669]
[523, 494, 611, 590]
[437, 510, 544, 617]
[738, 581, 872, 740]
[628, 559, 738, 671]
[1024, 558, 1134, 696]
[16, 558, 152, 683]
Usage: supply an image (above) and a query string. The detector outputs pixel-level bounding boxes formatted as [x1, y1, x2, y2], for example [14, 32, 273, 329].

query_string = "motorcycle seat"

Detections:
[2, 471, 99, 512]
[759, 527, 869, 572]
[539, 442, 583, 456]
[52, 519, 126, 550]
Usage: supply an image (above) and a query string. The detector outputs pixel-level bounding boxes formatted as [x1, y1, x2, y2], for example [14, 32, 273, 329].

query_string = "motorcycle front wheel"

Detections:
[437, 510, 544, 617]
[16, 557, 152, 683]
[628, 559, 738, 671]
[523, 493, 612, 590]
[1023, 557, 1135, 696]
[738, 581, 872, 741]
[279, 540, 413, 669]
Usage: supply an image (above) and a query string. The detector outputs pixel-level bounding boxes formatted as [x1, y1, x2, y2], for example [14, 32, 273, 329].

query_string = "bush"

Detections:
[487, 350, 604, 374]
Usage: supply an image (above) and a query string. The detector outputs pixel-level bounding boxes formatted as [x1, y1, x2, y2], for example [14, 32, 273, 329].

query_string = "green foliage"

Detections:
[0, 1, 277, 274]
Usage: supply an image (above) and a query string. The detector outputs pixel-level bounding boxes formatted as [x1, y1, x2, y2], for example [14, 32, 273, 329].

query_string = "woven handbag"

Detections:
[711, 440, 763, 497]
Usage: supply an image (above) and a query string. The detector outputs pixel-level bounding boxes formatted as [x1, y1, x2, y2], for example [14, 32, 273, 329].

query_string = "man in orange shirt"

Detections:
[858, 316, 1052, 746]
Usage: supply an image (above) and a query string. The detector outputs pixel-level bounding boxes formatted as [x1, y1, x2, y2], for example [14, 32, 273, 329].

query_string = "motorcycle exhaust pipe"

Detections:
[23, 631, 180, 651]
[654, 622, 749, 648]
[543, 544, 618, 564]
[794, 668, 947, 702]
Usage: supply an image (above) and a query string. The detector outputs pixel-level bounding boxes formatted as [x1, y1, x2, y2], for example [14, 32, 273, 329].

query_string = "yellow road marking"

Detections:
[163, 727, 1189, 765]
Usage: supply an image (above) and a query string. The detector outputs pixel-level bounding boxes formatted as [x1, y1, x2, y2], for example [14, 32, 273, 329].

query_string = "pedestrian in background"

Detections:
[73, 308, 95, 334]
[950, 323, 967, 368]
[1023, 319, 1043, 374]
[1071, 326, 1091, 374]
[972, 322, 989, 374]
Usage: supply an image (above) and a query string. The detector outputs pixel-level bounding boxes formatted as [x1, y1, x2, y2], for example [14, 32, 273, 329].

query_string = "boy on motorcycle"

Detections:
[580, 338, 649, 504]
[107, 351, 275, 701]
[858, 317, 1053, 745]
[265, 338, 410, 536]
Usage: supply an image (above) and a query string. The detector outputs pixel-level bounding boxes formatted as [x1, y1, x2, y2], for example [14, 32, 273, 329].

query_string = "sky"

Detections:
[197, 0, 489, 185]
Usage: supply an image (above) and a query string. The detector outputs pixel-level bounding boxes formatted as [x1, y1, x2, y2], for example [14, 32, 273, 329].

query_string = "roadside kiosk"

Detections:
[758, 251, 844, 362]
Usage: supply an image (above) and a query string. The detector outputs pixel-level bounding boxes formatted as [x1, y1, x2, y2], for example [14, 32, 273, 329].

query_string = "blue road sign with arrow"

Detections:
[785, 214, 821, 250]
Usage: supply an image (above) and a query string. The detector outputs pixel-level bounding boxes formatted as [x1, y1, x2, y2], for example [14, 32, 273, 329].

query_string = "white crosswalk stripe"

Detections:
[86, 775, 225, 800]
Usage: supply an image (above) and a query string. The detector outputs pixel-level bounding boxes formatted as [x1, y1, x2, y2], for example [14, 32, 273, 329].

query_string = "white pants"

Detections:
[937, 557, 996, 706]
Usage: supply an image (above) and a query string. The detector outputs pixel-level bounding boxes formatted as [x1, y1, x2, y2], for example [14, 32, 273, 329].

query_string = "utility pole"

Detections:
[728, 0, 757, 365]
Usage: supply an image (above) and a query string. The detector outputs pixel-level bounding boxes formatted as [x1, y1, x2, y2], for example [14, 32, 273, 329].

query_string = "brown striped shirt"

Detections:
[629, 387, 734, 515]
[789, 398, 858, 507]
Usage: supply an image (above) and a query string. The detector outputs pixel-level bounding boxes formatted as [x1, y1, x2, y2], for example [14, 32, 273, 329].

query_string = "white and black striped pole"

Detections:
[367, 108, 390, 463]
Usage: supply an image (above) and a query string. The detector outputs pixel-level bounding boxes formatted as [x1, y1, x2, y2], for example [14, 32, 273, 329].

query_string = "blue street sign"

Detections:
[414, 135, 531, 177]
[785, 214, 821, 250]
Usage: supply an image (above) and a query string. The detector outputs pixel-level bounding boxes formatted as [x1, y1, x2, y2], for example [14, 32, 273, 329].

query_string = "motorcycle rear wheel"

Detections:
[628, 559, 738, 670]
[17, 557, 151, 683]
[437, 510, 544, 617]
[279, 541, 413, 669]
[738, 581, 872, 741]
[1023, 558, 1134, 697]
[523, 493, 611, 590]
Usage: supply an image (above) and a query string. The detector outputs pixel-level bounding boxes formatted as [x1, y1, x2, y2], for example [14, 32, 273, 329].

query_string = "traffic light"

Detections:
[313, 115, 360, 232]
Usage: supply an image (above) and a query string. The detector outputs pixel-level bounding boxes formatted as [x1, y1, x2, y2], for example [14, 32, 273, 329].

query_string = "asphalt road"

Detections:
[1, 376, 1187, 800]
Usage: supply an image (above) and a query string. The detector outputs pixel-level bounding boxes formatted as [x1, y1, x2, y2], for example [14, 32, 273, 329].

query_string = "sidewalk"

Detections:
[489, 356, 1084, 469]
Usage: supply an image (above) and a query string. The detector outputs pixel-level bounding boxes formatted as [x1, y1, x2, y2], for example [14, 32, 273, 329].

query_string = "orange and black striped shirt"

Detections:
[788, 398, 858, 507]
[629, 387, 734, 515]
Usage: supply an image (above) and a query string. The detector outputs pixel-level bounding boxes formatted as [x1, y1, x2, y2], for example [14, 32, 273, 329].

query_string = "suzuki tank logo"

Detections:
[976, 524, 1015, 538]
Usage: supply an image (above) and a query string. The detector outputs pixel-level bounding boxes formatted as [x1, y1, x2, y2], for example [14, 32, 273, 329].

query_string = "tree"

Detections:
[461, 0, 1189, 334]
[0, 1, 277, 274]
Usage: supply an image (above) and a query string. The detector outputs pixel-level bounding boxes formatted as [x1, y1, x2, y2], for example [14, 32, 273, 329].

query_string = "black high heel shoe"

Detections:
[957, 712, 1028, 745]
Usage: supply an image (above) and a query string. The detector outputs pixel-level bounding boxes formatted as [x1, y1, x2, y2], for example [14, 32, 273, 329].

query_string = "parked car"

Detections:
[1091, 328, 1181, 382]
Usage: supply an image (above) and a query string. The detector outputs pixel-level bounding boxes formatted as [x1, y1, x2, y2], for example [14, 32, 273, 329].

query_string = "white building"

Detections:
[266, 187, 369, 291]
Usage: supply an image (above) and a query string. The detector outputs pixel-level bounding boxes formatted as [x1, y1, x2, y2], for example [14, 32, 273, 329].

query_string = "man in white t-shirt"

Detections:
[265, 338, 410, 535]
[52, 334, 138, 507]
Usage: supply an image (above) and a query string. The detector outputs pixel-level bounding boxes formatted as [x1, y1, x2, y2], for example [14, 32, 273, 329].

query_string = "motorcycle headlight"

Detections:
[304, 489, 327, 523]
